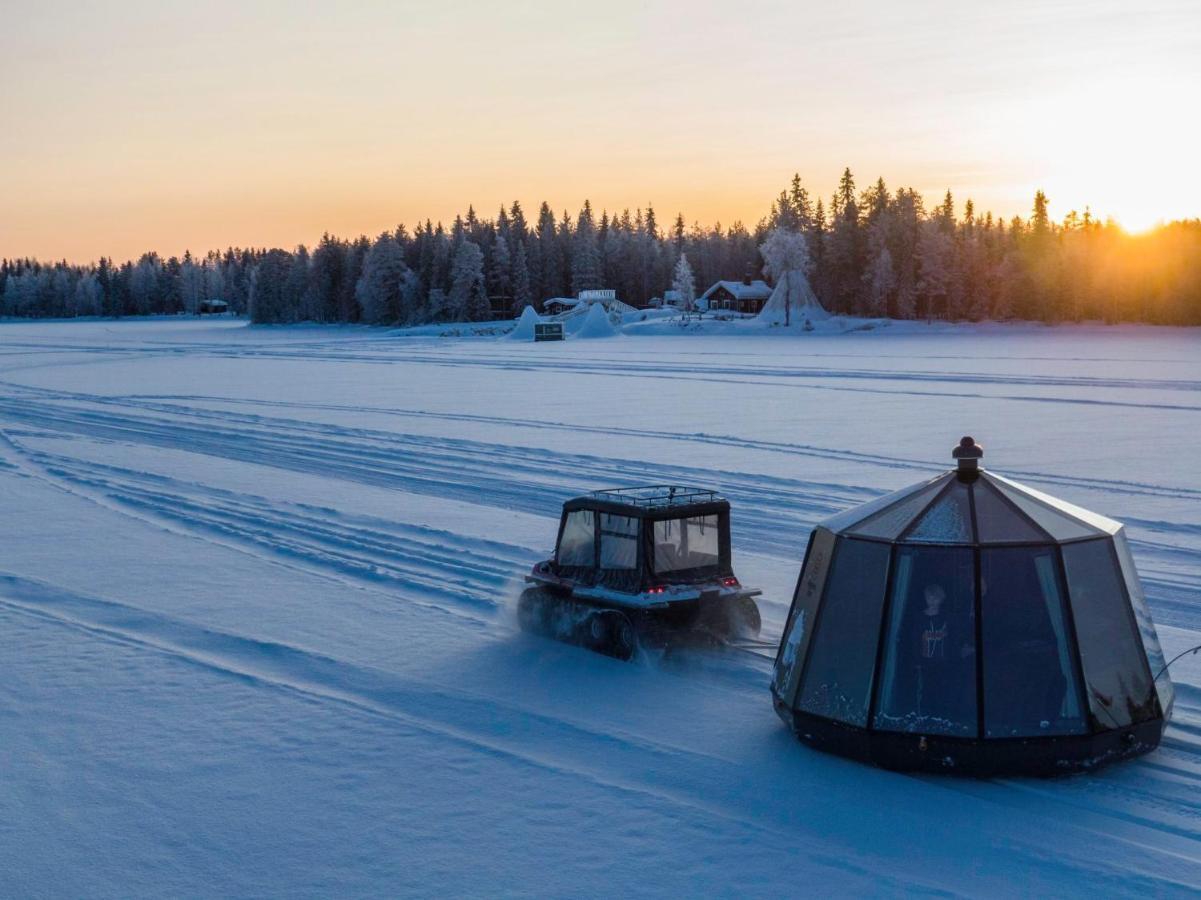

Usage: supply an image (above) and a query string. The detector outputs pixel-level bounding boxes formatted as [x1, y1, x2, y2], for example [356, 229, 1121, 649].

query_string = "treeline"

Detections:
[3, 170, 1200, 325]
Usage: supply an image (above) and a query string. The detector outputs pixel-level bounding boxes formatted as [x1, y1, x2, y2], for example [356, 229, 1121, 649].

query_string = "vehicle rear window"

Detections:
[653, 515, 719, 573]
[600, 514, 639, 570]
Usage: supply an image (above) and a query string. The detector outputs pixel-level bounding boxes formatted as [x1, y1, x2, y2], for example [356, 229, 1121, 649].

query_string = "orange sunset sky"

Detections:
[2, 0, 1199, 263]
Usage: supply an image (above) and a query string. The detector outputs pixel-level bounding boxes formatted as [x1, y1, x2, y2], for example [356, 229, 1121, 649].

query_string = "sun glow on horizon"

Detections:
[999, 72, 1201, 235]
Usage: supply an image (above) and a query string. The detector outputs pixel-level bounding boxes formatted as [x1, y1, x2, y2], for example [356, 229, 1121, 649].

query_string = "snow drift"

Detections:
[570, 302, 619, 339]
[506, 305, 542, 340]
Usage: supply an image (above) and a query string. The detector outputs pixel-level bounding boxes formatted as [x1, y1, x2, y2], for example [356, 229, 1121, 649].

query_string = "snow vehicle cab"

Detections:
[520, 486, 763, 660]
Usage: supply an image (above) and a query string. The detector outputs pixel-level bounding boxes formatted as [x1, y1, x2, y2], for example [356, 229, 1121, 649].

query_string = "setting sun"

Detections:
[1003, 71, 1201, 233]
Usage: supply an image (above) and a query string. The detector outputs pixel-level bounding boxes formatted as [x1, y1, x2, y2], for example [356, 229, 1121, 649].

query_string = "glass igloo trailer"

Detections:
[772, 437, 1174, 776]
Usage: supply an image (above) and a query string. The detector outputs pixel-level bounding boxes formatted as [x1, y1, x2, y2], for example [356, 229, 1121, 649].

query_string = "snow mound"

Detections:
[506, 305, 542, 340]
[572, 302, 619, 339]
[757, 270, 829, 327]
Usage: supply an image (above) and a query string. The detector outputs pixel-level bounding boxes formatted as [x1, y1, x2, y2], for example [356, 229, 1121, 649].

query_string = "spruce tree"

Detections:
[671, 253, 696, 312]
[535, 203, 560, 300]
[355, 233, 409, 324]
[448, 240, 488, 321]
[512, 240, 533, 312]
[571, 200, 602, 295]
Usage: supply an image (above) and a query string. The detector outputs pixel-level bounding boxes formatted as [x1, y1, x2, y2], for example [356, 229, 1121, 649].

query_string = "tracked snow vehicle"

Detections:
[519, 486, 763, 660]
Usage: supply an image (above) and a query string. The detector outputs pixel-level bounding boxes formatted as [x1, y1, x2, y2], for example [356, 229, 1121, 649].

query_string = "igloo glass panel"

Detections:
[774, 528, 837, 706]
[1062, 539, 1157, 729]
[873, 546, 977, 737]
[822, 474, 946, 535]
[1113, 530, 1173, 716]
[981, 548, 1085, 737]
[973, 481, 1049, 543]
[991, 474, 1120, 536]
[904, 482, 974, 544]
[847, 480, 947, 541]
[990, 480, 1097, 542]
[797, 539, 891, 726]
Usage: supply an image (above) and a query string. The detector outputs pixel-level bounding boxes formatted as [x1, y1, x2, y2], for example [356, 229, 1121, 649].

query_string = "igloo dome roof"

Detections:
[821, 463, 1120, 545]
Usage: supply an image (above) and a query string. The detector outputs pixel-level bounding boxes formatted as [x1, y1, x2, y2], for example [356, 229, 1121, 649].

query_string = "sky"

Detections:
[2, 0, 1199, 263]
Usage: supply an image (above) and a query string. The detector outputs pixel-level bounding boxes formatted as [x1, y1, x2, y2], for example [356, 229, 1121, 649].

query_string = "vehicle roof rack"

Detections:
[587, 485, 725, 510]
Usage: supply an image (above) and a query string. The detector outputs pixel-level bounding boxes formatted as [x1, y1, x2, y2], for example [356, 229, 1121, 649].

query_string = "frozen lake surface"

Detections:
[2, 318, 1200, 896]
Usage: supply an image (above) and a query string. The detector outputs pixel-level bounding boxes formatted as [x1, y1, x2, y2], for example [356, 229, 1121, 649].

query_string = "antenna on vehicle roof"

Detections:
[952, 435, 983, 479]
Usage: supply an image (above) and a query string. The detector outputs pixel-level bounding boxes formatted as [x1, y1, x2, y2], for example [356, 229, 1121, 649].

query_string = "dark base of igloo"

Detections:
[775, 701, 1165, 777]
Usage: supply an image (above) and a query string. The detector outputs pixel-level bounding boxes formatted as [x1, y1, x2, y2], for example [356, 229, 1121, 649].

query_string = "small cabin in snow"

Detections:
[543, 289, 634, 317]
[698, 277, 772, 314]
[198, 299, 229, 315]
[542, 297, 580, 315]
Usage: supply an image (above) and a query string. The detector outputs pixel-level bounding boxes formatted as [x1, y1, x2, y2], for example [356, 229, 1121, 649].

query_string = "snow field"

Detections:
[2, 318, 1201, 896]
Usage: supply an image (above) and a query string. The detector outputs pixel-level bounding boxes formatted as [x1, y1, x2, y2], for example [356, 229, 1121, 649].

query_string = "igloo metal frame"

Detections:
[771, 453, 1173, 777]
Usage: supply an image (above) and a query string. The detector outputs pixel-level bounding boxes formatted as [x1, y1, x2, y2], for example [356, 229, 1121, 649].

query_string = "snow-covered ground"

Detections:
[2, 318, 1200, 896]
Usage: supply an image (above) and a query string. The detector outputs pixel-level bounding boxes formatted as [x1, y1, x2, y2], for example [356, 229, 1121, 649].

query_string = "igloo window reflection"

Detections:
[797, 539, 890, 726]
[1063, 539, 1157, 729]
[980, 548, 1084, 737]
[874, 546, 977, 737]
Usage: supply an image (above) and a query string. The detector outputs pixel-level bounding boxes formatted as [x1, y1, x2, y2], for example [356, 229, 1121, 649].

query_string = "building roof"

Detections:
[700, 280, 773, 302]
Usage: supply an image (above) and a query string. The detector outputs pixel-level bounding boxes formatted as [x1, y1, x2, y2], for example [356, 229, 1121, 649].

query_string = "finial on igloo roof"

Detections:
[952, 435, 983, 475]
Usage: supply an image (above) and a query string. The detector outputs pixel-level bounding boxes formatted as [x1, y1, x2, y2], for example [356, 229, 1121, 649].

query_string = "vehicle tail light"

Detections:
[722, 577, 739, 588]
[648, 585, 668, 595]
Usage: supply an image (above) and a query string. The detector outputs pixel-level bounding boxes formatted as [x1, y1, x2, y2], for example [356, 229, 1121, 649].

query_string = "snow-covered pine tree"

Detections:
[759, 228, 811, 326]
[511, 240, 533, 312]
[311, 233, 347, 323]
[355, 233, 409, 324]
[180, 253, 205, 315]
[535, 203, 560, 301]
[399, 268, 423, 324]
[916, 221, 952, 321]
[73, 273, 102, 317]
[285, 246, 311, 320]
[448, 239, 488, 322]
[489, 233, 512, 299]
[790, 173, 813, 230]
[571, 200, 601, 295]
[827, 168, 863, 313]
[426, 287, 447, 322]
[671, 253, 696, 313]
[248, 249, 294, 323]
[863, 224, 895, 318]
